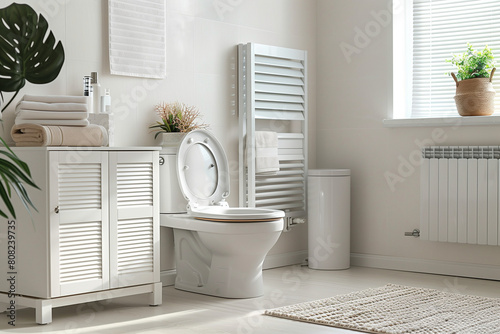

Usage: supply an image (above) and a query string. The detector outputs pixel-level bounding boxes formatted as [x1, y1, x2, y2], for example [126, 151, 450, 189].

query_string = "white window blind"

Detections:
[411, 0, 500, 118]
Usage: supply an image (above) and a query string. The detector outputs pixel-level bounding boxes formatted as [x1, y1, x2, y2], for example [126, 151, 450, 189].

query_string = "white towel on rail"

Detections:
[108, 0, 166, 79]
[255, 131, 280, 174]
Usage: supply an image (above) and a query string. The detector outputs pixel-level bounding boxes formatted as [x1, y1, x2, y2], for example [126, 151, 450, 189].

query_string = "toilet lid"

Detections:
[177, 130, 230, 207]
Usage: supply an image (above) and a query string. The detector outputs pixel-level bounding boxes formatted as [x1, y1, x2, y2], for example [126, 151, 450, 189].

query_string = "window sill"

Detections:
[383, 115, 500, 128]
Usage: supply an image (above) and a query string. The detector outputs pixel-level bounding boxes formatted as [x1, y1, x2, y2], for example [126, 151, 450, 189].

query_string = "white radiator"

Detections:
[421, 146, 500, 245]
[238, 43, 308, 227]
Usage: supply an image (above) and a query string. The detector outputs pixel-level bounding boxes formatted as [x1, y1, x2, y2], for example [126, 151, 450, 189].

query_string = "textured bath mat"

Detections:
[265, 283, 500, 334]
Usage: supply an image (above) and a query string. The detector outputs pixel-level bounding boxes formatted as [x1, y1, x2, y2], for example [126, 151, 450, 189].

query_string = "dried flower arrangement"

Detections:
[149, 102, 208, 138]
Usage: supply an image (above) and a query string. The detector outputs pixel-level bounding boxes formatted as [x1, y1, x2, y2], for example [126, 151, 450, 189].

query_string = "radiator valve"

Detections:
[283, 217, 306, 232]
[292, 217, 306, 225]
[404, 229, 420, 237]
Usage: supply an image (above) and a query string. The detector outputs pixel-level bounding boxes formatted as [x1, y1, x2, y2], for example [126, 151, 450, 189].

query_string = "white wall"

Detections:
[0, 0, 317, 271]
[5, 0, 497, 280]
[317, 0, 500, 273]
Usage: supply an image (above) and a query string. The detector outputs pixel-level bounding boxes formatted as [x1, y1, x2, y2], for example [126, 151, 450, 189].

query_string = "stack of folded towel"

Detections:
[11, 95, 108, 147]
[15, 94, 90, 126]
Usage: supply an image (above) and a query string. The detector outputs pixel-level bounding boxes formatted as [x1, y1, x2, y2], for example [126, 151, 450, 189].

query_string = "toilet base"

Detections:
[172, 228, 279, 298]
[174, 264, 264, 299]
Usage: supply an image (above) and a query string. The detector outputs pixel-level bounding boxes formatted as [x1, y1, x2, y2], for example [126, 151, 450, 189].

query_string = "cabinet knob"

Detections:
[159, 157, 165, 165]
[54, 206, 60, 214]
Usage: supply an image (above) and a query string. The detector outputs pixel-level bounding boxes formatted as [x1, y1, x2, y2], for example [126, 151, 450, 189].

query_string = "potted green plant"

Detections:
[446, 44, 496, 116]
[0, 3, 65, 218]
[150, 102, 208, 147]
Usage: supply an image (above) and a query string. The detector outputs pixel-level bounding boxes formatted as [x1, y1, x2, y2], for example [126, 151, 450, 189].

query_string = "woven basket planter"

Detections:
[452, 68, 496, 116]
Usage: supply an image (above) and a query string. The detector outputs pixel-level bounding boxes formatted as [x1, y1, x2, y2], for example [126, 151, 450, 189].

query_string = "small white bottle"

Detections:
[100, 89, 111, 113]
[100, 89, 114, 146]
[91, 72, 101, 114]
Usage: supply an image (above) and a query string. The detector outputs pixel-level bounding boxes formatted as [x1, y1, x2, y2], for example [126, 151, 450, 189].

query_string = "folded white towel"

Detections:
[16, 110, 88, 120]
[255, 131, 280, 174]
[15, 118, 90, 127]
[16, 101, 88, 112]
[22, 95, 89, 104]
[11, 124, 108, 147]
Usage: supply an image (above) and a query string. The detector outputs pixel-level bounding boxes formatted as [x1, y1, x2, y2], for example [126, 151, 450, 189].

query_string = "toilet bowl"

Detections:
[161, 130, 284, 298]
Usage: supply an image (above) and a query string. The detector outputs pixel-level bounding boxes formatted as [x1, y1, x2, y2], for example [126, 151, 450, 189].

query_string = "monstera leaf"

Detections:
[0, 3, 65, 112]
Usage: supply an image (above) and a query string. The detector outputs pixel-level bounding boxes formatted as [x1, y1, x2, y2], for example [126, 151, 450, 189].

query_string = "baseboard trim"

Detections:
[160, 269, 176, 287]
[351, 253, 500, 281]
[263, 250, 308, 270]
[163, 253, 499, 286]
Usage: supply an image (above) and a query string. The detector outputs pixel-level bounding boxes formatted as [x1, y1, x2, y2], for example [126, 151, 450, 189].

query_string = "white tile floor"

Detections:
[3, 266, 500, 333]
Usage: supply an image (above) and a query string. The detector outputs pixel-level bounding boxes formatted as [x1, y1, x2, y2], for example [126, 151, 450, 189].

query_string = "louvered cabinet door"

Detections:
[108, 151, 159, 288]
[49, 151, 109, 297]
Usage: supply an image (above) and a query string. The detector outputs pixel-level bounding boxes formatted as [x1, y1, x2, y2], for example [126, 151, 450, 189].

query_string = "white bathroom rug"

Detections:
[265, 283, 500, 334]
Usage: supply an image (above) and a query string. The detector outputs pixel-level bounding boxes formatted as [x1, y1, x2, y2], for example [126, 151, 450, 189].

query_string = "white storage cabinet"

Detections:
[0, 147, 162, 324]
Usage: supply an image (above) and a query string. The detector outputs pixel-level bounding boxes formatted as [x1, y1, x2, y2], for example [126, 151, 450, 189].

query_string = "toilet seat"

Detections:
[177, 130, 285, 222]
[191, 207, 284, 222]
[162, 214, 283, 234]
[196, 217, 281, 222]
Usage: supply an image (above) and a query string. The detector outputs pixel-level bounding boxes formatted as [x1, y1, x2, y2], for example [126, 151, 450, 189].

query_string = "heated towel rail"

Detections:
[238, 43, 308, 230]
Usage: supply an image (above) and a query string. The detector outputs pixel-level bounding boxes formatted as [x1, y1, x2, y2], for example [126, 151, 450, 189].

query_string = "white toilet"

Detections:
[160, 130, 284, 298]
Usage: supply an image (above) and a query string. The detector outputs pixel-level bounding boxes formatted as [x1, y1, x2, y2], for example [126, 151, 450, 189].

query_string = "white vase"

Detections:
[159, 132, 186, 148]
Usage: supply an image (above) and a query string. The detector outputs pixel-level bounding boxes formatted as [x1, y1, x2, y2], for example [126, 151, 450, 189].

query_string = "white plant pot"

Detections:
[159, 132, 186, 148]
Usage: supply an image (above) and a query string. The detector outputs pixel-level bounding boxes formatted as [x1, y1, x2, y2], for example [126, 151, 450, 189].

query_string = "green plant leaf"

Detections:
[446, 43, 496, 81]
[0, 3, 65, 111]
[0, 138, 38, 219]
[0, 181, 15, 218]
[0, 137, 34, 177]
[9, 177, 37, 216]
[0, 158, 37, 189]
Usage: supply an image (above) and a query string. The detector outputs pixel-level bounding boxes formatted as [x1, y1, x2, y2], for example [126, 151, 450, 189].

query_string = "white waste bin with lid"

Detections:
[307, 169, 350, 270]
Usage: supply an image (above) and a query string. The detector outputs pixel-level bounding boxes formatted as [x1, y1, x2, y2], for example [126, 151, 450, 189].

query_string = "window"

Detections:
[393, 0, 500, 119]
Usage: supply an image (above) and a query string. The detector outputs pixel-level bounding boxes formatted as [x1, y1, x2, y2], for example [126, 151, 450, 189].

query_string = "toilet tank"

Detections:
[160, 147, 187, 213]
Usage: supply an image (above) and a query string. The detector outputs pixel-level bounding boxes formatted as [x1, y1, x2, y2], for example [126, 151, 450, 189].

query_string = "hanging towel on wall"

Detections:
[108, 0, 166, 79]
[255, 131, 280, 174]
[11, 124, 108, 147]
